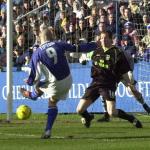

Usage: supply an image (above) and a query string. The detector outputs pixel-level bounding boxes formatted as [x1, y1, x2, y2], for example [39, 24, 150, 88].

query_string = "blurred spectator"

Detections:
[107, 13, 116, 34]
[0, 9, 6, 26]
[87, 15, 97, 42]
[23, 0, 32, 14]
[54, 0, 66, 26]
[137, 41, 147, 59]
[98, 14, 108, 25]
[28, 13, 38, 27]
[68, 12, 77, 26]
[97, 8, 107, 25]
[54, 0, 66, 39]
[13, 0, 23, 5]
[80, 0, 91, 17]
[13, 5, 23, 20]
[1, 25, 6, 38]
[95, 22, 107, 38]
[60, 11, 68, 28]
[14, 23, 23, 35]
[62, 22, 76, 44]
[0, 0, 7, 13]
[137, 14, 150, 39]
[121, 34, 137, 58]
[61, 19, 70, 42]
[32, 25, 40, 45]
[72, 0, 81, 13]
[90, 6, 98, 21]
[128, 0, 140, 14]
[63, 22, 79, 63]
[13, 23, 23, 45]
[141, 24, 150, 48]
[98, 8, 107, 17]
[142, 14, 150, 27]
[106, 3, 115, 15]
[0, 37, 6, 67]
[41, 10, 51, 26]
[120, 8, 133, 28]
[137, 41, 150, 62]
[119, 4, 126, 18]
[13, 34, 28, 67]
[22, 21, 34, 47]
[122, 21, 139, 47]
[65, 0, 74, 13]
[35, 0, 45, 13]
[139, 0, 150, 15]
[0, 37, 6, 54]
[44, 0, 57, 27]
[76, 18, 88, 41]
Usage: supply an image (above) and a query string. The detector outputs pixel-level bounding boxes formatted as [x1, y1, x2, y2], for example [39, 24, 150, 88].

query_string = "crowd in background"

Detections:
[0, 0, 150, 69]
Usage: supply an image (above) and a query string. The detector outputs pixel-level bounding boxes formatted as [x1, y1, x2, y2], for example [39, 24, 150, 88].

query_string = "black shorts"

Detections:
[82, 81, 116, 102]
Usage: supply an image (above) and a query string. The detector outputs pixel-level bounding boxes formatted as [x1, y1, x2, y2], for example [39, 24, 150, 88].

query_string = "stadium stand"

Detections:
[0, 0, 150, 69]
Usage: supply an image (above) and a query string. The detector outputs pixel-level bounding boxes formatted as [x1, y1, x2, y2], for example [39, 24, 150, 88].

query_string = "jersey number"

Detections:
[46, 47, 57, 64]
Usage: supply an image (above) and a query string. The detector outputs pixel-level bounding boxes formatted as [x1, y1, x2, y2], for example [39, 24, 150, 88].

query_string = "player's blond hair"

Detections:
[40, 27, 55, 43]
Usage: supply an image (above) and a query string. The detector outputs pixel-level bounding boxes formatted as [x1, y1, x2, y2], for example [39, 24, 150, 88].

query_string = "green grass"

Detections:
[0, 113, 150, 150]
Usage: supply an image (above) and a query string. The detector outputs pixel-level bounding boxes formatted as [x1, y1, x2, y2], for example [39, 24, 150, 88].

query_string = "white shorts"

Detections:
[121, 71, 135, 86]
[39, 74, 72, 101]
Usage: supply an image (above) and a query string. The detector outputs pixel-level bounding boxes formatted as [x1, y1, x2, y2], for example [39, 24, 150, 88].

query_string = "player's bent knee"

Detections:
[107, 110, 118, 117]
[76, 105, 83, 114]
[48, 98, 57, 107]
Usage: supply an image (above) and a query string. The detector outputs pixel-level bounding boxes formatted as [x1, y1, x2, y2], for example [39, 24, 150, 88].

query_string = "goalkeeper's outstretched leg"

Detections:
[97, 71, 150, 122]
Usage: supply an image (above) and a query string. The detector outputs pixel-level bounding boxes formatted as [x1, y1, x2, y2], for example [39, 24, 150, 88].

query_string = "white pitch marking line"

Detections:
[0, 132, 65, 139]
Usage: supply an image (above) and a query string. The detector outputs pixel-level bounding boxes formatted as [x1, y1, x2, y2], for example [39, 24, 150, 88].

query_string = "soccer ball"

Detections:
[16, 105, 32, 120]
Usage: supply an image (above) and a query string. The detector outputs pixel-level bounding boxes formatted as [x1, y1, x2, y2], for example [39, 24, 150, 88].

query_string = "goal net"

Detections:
[0, 0, 150, 119]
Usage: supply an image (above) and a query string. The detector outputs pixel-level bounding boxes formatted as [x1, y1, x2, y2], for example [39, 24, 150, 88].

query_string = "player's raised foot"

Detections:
[41, 130, 51, 139]
[97, 113, 110, 122]
[81, 114, 94, 128]
[20, 88, 31, 99]
[143, 103, 150, 114]
[133, 119, 143, 128]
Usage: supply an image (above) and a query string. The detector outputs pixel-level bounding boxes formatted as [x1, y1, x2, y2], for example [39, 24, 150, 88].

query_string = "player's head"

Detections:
[39, 28, 55, 44]
[99, 31, 113, 48]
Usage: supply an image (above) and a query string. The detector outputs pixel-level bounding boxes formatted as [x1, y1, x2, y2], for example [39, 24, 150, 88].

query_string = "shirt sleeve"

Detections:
[78, 42, 98, 53]
[26, 51, 41, 86]
[58, 41, 97, 53]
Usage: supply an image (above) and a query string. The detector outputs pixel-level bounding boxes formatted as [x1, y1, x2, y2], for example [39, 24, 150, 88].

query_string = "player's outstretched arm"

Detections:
[58, 41, 98, 53]
[77, 41, 98, 53]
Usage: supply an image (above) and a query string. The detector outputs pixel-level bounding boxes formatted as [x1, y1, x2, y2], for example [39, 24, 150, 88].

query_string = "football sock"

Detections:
[137, 95, 144, 104]
[80, 110, 91, 119]
[29, 90, 41, 100]
[45, 106, 58, 131]
[28, 81, 45, 100]
[143, 103, 150, 113]
[117, 109, 135, 123]
[101, 98, 107, 112]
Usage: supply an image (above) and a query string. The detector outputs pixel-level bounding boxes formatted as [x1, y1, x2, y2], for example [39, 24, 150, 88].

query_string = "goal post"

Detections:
[6, 0, 13, 121]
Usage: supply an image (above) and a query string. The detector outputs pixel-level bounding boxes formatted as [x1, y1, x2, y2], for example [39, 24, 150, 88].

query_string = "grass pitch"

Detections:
[0, 113, 150, 150]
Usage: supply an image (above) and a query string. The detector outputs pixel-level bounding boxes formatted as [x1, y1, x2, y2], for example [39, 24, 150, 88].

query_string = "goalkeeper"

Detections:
[76, 31, 143, 128]
[97, 44, 150, 122]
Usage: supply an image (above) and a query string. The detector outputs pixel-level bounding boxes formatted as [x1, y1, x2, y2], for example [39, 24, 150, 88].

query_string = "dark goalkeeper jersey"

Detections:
[91, 46, 130, 87]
